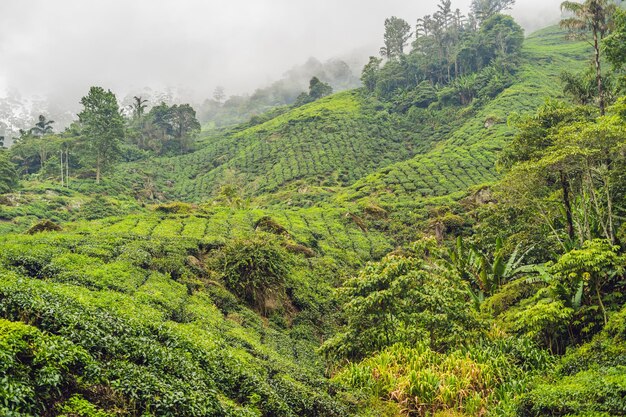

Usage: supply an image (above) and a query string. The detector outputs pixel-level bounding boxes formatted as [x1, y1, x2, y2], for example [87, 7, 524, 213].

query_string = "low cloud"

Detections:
[0, 0, 564, 112]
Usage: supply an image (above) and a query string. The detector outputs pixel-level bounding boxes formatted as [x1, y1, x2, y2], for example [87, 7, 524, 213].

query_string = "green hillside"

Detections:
[113, 90, 474, 203]
[108, 27, 589, 209]
[2, 4, 626, 416]
[0, 231, 347, 416]
[343, 26, 591, 204]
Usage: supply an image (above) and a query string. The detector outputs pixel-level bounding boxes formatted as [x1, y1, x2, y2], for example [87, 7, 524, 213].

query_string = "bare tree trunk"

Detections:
[593, 29, 605, 115]
[560, 171, 575, 242]
[596, 281, 607, 325]
[96, 155, 101, 184]
[60, 151, 64, 187]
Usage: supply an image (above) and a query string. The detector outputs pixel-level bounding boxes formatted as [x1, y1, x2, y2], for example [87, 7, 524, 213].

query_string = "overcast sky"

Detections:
[0, 0, 564, 105]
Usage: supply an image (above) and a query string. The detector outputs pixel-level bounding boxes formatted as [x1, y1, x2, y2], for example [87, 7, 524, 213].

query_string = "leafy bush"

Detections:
[79, 195, 127, 220]
[26, 219, 62, 234]
[335, 343, 524, 417]
[154, 201, 195, 214]
[0, 319, 98, 416]
[520, 367, 626, 417]
[321, 240, 481, 362]
[213, 233, 292, 315]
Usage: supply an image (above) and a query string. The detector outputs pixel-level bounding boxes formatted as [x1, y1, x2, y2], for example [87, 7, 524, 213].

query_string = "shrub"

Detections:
[520, 367, 626, 417]
[285, 242, 316, 258]
[79, 195, 127, 220]
[0, 319, 98, 416]
[321, 244, 482, 362]
[154, 202, 195, 214]
[214, 234, 292, 315]
[335, 343, 520, 417]
[254, 216, 290, 236]
[57, 395, 113, 417]
[26, 219, 62, 234]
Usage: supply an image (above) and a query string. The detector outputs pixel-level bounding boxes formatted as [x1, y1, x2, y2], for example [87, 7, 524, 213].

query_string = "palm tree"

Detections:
[28, 115, 55, 170]
[30, 114, 54, 137]
[560, 0, 618, 115]
[131, 96, 148, 119]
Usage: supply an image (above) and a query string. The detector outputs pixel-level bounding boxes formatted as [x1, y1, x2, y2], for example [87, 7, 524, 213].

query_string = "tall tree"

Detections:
[30, 115, 54, 137]
[213, 86, 226, 103]
[471, 0, 516, 23]
[308, 76, 333, 100]
[560, 0, 619, 115]
[166, 104, 201, 154]
[603, 8, 626, 72]
[0, 149, 18, 193]
[27, 115, 55, 170]
[131, 96, 148, 120]
[380, 17, 413, 59]
[78, 86, 124, 183]
[361, 56, 382, 92]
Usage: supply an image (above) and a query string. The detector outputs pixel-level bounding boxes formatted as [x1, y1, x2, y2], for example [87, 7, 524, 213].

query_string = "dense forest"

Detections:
[1, 0, 626, 416]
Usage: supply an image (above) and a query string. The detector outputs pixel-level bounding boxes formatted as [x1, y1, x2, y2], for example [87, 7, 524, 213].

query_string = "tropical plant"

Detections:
[449, 236, 535, 304]
[29, 114, 55, 137]
[560, 0, 620, 114]
[321, 239, 480, 362]
[0, 150, 18, 193]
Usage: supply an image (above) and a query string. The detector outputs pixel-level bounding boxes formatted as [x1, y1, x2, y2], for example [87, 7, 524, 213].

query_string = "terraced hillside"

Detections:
[342, 26, 591, 204]
[0, 229, 350, 416]
[68, 204, 393, 266]
[3, 14, 626, 416]
[115, 90, 468, 202]
[112, 27, 588, 208]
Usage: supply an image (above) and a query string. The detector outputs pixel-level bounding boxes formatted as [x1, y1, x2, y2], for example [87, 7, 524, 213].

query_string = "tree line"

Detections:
[362, 0, 524, 105]
[6, 87, 201, 186]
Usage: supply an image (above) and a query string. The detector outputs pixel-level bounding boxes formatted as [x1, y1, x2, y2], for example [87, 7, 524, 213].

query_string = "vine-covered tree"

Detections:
[78, 86, 125, 183]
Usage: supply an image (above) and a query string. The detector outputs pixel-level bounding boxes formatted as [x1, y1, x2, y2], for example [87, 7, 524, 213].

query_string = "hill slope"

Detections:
[111, 27, 588, 208]
[342, 26, 590, 204]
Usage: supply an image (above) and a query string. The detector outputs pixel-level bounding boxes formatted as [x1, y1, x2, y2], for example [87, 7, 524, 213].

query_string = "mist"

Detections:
[0, 0, 565, 132]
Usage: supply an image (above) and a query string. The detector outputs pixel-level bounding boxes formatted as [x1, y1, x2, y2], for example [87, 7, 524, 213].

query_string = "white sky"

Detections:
[0, 0, 564, 104]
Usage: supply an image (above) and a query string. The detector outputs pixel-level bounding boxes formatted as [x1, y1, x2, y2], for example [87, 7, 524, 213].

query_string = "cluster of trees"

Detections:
[362, 0, 524, 104]
[8, 87, 201, 186]
[127, 100, 200, 155]
[293, 76, 334, 107]
[560, 0, 625, 113]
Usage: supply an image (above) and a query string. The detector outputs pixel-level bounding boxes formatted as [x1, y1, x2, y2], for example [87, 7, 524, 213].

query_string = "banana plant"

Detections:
[448, 236, 536, 307]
